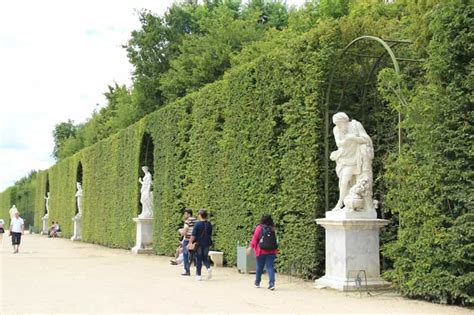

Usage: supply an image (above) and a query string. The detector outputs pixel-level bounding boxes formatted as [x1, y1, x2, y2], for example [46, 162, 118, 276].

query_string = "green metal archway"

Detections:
[323, 36, 420, 211]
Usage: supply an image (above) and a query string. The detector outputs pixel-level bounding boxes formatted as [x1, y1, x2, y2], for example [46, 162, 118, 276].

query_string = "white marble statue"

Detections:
[138, 166, 153, 218]
[330, 112, 374, 211]
[9, 205, 19, 221]
[44, 192, 50, 215]
[75, 182, 83, 217]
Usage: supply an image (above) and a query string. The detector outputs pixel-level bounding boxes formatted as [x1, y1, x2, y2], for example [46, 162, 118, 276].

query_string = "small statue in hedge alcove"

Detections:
[9, 205, 19, 221]
[75, 182, 83, 218]
[44, 192, 50, 216]
[139, 166, 153, 218]
[330, 112, 374, 212]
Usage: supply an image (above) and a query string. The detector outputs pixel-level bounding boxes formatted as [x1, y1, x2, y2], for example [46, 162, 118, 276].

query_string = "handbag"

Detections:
[187, 241, 198, 251]
[187, 221, 208, 252]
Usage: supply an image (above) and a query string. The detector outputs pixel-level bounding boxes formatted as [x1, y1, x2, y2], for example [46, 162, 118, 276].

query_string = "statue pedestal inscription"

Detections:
[41, 214, 49, 235]
[71, 215, 82, 241]
[131, 217, 154, 254]
[315, 213, 390, 291]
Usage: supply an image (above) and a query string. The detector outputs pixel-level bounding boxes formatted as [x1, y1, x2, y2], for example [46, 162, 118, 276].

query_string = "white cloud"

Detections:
[0, 0, 306, 192]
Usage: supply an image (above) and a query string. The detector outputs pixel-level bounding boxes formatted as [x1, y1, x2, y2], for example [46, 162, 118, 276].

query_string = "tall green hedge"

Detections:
[80, 123, 142, 248]
[20, 21, 339, 278]
[33, 171, 48, 232]
[0, 178, 36, 228]
[0, 187, 13, 225]
[47, 156, 81, 238]
[381, 3, 473, 305]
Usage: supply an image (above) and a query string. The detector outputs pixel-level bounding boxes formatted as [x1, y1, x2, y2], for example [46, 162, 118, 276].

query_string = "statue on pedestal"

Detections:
[75, 182, 83, 218]
[138, 166, 153, 218]
[44, 192, 50, 216]
[330, 112, 374, 211]
[9, 205, 19, 221]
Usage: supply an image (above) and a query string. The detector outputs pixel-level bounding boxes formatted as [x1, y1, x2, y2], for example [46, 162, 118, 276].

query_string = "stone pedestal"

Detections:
[71, 215, 82, 241]
[131, 217, 154, 254]
[41, 215, 49, 235]
[315, 212, 390, 291]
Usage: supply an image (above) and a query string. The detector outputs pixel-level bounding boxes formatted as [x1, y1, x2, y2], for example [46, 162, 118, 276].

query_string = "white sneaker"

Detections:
[196, 275, 202, 281]
[207, 268, 212, 280]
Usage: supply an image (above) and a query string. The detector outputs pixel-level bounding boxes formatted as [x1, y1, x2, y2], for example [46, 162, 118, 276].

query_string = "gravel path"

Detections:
[0, 234, 470, 314]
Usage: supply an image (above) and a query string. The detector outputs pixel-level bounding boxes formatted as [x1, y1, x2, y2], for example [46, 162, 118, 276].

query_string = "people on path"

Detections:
[247, 214, 278, 290]
[189, 209, 213, 281]
[48, 221, 60, 238]
[170, 243, 184, 265]
[0, 218, 5, 245]
[180, 208, 196, 276]
[9, 211, 24, 254]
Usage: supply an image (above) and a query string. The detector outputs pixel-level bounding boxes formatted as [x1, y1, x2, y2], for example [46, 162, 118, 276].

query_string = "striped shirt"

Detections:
[184, 217, 196, 240]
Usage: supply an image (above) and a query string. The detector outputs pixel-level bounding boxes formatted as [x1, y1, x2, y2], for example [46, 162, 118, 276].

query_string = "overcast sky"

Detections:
[0, 0, 306, 192]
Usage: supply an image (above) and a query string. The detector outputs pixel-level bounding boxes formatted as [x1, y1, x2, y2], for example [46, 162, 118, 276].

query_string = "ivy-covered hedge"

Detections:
[10, 23, 338, 278]
[47, 156, 81, 238]
[381, 3, 473, 305]
[0, 177, 36, 228]
[80, 123, 143, 248]
[0, 187, 13, 225]
[33, 171, 48, 232]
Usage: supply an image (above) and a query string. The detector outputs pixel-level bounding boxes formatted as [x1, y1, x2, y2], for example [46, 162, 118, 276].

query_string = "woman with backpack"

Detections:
[247, 214, 278, 290]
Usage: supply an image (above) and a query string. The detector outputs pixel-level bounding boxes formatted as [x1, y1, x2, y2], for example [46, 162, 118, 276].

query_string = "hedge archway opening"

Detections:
[323, 36, 420, 216]
[75, 161, 83, 215]
[45, 174, 49, 215]
[138, 132, 154, 216]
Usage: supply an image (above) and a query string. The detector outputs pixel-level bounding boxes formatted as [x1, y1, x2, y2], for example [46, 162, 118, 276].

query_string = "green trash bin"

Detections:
[237, 242, 256, 273]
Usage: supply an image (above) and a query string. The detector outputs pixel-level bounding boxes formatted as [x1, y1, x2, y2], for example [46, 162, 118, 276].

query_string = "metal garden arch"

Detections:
[323, 35, 421, 211]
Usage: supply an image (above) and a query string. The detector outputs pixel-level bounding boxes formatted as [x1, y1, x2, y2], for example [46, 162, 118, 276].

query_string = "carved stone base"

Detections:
[131, 217, 154, 254]
[314, 215, 390, 291]
[41, 215, 49, 235]
[71, 215, 82, 241]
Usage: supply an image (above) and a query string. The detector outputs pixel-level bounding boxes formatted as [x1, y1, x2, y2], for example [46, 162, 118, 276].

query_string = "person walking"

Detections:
[180, 208, 196, 276]
[189, 209, 213, 281]
[9, 211, 24, 254]
[0, 218, 5, 246]
[247, 214, 278, 290]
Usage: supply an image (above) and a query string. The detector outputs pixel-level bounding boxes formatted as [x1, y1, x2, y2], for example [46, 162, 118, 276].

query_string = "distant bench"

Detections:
[208, 251, 224, 267]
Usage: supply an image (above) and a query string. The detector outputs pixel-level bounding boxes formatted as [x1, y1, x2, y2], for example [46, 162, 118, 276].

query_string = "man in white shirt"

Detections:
[9, 211, 24, 254]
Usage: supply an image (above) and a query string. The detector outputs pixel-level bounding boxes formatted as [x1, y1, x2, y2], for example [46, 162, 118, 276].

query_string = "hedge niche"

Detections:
[33, 171, 49, 232]
[138, 132, 154, 217]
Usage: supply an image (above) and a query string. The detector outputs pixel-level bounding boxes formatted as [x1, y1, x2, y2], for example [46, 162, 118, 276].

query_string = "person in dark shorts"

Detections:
[9, 211, 24, 254]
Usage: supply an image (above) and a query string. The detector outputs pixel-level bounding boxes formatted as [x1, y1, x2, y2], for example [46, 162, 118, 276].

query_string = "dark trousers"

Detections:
[195, 246, 210, 276]
[255, 254, 276, 287]
[11, 232, 21, 245]
[182, 239, 190, 274]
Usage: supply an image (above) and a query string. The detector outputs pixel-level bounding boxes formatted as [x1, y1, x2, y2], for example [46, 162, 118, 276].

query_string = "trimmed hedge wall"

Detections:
[33, 170, 48, 232]
[0, 187, 13, 225]
[381, 3, 473, 305]
[0, 180, 36, 228]
[80, 123, 143, 248]
[12, 24, 338, 278]
[47, 156, 81, 238]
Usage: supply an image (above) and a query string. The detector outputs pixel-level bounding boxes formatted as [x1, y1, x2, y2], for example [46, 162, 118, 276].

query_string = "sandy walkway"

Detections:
[0, 234, 470, 314]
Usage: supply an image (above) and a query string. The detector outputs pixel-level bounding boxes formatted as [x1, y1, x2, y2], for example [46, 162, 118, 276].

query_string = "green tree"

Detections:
[125, 3, 202, 115]
[52, 120, 80, 160]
